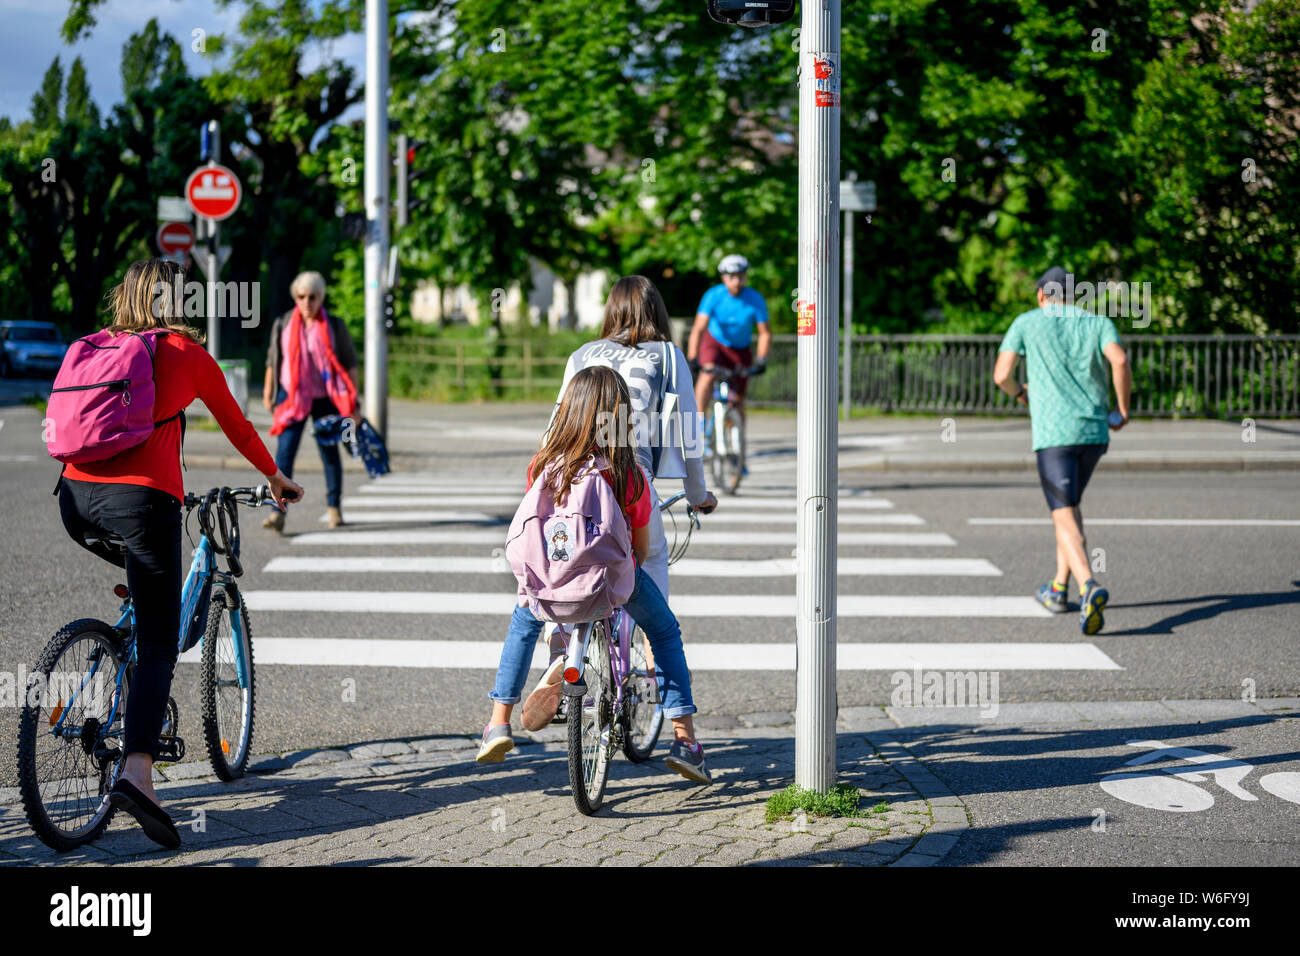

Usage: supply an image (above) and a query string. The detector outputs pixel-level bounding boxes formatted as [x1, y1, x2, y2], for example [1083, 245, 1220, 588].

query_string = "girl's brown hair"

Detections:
[599, 275, 672, 346]
[533, 365, 646, 510]
[104, 258, 205, 343]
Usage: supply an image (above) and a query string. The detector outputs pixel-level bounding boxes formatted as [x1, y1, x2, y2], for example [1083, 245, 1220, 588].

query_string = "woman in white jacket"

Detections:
[552, 276, 717, 596]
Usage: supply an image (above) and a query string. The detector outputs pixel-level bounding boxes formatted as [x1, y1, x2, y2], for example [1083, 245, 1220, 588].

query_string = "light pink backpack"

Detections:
[46, 329, 180, 464]
[505, 455, 637, 624]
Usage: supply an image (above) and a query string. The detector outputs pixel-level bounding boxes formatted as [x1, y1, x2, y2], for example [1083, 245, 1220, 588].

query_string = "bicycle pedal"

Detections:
[156, 735, 186, 762]
[551, 698, 570, 724]
[646, 682, 660, 705]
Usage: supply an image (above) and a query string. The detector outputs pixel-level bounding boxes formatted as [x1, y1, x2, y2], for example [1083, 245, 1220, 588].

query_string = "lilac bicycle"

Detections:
[558, 492, 699, 814]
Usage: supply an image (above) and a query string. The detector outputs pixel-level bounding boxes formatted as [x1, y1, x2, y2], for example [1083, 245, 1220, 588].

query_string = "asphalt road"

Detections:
[2, 396, 1298, 775]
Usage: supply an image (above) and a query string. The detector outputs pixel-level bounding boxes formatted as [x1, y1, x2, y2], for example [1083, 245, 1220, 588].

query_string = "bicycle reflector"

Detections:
[563, 667, 581, 684]
[707, 0, 796, 27]
[113, 584, 130, 599]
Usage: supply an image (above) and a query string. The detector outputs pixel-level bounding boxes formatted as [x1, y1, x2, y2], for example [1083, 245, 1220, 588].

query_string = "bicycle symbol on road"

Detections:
[1100, 739, 1300, 812]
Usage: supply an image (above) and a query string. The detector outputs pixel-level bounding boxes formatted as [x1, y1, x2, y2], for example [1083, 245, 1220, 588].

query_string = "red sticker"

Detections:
[798, 301, 816, 335]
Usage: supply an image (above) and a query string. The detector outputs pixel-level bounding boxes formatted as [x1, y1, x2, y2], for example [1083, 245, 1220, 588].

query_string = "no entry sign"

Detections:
[156, 220, 195, 256]
[185, 164, 242, 221]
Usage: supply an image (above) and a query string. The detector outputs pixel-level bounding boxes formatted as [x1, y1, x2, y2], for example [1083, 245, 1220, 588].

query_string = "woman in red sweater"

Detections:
[58, 258, 303, 848]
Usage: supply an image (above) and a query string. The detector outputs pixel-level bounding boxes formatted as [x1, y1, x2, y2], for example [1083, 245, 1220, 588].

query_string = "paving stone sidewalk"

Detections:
[0, 719, 966, 867]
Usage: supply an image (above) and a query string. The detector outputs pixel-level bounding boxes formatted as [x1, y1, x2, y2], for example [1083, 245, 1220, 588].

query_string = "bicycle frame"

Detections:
[560, 610, 635, 707]
[46, 528, 249, 744]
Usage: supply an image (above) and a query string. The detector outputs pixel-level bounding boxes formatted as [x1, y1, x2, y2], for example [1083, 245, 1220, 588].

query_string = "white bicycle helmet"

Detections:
[718, 254, 750, 275]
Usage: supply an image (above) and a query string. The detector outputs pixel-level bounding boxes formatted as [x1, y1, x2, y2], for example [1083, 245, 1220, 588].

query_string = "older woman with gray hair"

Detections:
[261, 270, 360, 531]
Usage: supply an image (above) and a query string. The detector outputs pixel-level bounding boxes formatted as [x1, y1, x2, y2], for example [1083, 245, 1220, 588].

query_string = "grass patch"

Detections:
[24, 394, 47, 414]
[764, 783, 876, 823]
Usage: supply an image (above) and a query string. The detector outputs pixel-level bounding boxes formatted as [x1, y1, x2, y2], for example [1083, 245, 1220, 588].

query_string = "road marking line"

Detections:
[316, 510, 503, 524]
[969, 518, 1300, 527]
[262, 556, 1001, 577]
[289, 529, 958, 546]
[243, 591, 1050, 617]
[346, 493, 896, 510]
[179, 638, 1118, 670]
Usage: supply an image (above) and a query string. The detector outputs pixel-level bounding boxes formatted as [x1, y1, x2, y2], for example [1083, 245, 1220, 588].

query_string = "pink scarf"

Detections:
[270, 305, 357, 436]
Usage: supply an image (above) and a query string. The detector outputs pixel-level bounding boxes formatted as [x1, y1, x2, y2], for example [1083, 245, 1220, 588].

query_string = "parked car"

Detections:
[0, 321, 68, 378]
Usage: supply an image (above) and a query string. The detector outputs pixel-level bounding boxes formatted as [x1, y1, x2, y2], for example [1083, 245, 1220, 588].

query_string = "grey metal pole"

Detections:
[795, 0, 841, 793]
[205, 120, 221, 360]
[364, 0, 390, 438]
[842, 203, 854, 421]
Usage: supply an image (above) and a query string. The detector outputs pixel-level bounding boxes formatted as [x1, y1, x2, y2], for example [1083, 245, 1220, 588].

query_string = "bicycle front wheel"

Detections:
[715, 406, 745, 494]
[623, 624, 664, 763]
[17, 620, 126, 851]
[200, 586, 256, 780]
[567, 620, 614, 815]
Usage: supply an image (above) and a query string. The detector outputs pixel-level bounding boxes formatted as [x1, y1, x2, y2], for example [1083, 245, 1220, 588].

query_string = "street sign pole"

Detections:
[203, 120, 221, 360]
[795, 0, 841, 793]
[364, 0, 390, 439]
[842, 190, 854, 421]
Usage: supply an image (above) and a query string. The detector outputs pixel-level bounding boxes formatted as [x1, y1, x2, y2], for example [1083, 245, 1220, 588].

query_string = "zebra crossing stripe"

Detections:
[242, 591, 1050, 617]
[321, 509, 926, 526]
[969, 517, 1300, 527]
[179, 638, 1119, 670]
[345, 493, 896, 510]
[262, 556, 1001, 577]
[289, 529, 957, 547]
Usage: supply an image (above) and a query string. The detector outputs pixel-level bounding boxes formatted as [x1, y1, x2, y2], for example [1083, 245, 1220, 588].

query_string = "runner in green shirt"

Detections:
[993, 267, 1133, 634]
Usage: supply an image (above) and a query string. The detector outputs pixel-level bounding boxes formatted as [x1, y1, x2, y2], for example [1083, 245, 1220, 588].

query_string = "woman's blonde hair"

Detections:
[104, 258, 204, 343]
[599, 275, 672, 346]
[533, 365, 646, 510]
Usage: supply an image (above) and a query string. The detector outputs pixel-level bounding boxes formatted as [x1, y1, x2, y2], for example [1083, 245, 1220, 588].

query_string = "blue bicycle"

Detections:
[16, 485, 274, 851]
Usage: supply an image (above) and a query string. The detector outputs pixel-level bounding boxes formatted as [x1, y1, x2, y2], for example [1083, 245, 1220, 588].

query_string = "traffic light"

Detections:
[707, 0, 795, 26]
[395, 134, 427, 228]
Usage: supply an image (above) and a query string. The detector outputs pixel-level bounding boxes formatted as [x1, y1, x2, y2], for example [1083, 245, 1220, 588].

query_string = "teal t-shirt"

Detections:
[999, 305, 1121, 451]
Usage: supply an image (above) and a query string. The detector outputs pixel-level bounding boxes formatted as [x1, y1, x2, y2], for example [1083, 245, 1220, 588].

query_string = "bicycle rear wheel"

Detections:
[200, 586, 256, 780]
[16, 620, 126, 851]
[623, 624, 664, 763]
[567, 620, 614, 815]
[714, 406, 745, 494]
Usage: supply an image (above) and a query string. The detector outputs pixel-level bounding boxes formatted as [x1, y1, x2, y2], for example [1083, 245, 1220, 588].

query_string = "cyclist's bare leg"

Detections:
[490, 701, 514, 727]
[671, 715, 697, 746]
[694, 370, 715, 421]
[120, 752, 160, 806]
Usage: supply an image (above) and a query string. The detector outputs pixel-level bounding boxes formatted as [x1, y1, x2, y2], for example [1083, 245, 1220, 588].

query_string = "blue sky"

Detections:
[0, 0, 366, 125]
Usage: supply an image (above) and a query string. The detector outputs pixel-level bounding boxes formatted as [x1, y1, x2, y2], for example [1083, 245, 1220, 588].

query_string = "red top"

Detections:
[526, 456, 652, 530]
[64, 333, 277, 502]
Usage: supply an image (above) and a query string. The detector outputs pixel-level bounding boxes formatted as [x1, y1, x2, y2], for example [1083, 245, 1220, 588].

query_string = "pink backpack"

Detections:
[46, 329, 180, 464]
[505, 455, 637, 624]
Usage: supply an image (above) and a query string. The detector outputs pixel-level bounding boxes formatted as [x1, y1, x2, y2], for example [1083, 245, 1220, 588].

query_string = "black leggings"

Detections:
[58, 479, 182, 761]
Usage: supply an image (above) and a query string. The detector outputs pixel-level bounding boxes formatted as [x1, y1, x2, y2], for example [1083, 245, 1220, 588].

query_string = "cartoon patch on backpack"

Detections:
[546, 520, 571, 561]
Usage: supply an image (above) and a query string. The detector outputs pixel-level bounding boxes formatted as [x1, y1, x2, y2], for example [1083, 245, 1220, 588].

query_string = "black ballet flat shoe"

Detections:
[108, 779, 182, 850]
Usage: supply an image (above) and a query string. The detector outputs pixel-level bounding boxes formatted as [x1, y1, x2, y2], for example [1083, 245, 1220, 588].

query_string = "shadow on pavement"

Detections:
[1106, 581, 1300, 634]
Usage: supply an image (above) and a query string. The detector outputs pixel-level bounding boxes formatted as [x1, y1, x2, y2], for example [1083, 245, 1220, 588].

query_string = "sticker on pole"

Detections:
[156, 221, 195, 257]
[798, 300, 816, 336]
[186, 164, 242, 221]
[812, 54, 840, 108]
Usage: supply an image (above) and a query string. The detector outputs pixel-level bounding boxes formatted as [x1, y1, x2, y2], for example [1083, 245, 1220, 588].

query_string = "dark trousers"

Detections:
[58, 479, 182, 760]
[274, 389, 343, 507]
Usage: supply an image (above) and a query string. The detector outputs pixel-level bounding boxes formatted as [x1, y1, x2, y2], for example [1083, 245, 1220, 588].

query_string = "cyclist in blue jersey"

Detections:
[687, 254, 771, 418]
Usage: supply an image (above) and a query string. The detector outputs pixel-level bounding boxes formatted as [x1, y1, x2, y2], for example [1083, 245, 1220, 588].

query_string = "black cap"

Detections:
[1037, 266, 1069, 292]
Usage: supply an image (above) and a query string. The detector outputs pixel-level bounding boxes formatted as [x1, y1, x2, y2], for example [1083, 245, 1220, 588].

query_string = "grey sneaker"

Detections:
[664, 740, 711, 784]
[1036, 582, 1068, 613]
[476, 723, 514, 763]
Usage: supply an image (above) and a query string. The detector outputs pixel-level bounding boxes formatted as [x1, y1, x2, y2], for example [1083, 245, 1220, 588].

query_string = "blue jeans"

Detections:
[489, 565, 697, 719]
[274, 388, 343, 507]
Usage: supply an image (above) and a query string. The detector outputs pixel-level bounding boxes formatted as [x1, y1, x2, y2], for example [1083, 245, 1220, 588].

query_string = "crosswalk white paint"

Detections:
[345, 493, 897, 510]
[262, 555, 1001, 577]
[969, 517, 1300, 527]
[243, 590, 1050, 617]
[323, 509, 926, 526]
[180, 638, 1119, 671]
[289, 529, 958, 547]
